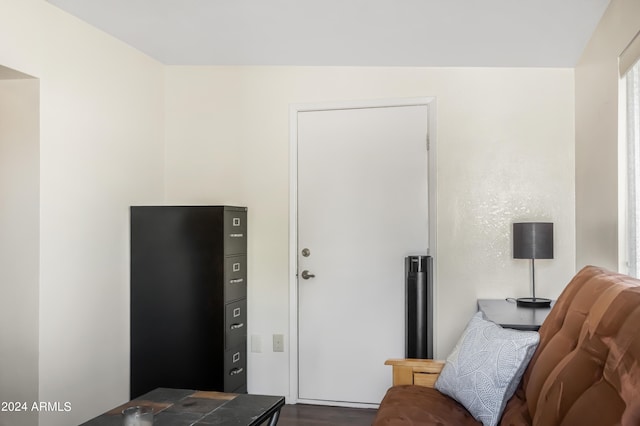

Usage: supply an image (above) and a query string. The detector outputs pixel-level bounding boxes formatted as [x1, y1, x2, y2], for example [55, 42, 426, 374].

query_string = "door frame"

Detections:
[288, 97, 438, 406]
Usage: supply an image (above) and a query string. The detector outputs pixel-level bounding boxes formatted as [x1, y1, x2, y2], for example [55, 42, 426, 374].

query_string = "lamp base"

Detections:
[516, 297, 552, 308]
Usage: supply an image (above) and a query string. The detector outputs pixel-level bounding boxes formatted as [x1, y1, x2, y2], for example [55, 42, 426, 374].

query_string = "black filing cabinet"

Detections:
[130, 205, 248, 398]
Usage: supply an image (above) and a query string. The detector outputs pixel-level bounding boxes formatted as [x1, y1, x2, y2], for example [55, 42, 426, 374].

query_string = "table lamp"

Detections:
[513, 222, 553, 308]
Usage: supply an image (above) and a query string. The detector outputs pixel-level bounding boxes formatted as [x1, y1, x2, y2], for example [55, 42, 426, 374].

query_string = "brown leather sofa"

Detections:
[373, 266, 640, 425]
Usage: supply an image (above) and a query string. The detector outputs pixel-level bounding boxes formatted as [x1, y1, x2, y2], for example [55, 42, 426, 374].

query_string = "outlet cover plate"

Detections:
[273, 334, 284, 352]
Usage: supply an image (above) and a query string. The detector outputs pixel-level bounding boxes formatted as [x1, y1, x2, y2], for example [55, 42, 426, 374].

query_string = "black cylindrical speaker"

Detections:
[405, 255, 433, 359]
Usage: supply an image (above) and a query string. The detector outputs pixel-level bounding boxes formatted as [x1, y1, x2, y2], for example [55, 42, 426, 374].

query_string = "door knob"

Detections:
[301, 270, 315, 280]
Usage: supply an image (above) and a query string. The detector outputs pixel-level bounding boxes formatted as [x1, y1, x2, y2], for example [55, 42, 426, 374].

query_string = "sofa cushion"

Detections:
[501, 266, 640, 425]
[434, 312, 539, 426]
[374, 385, 481, 426]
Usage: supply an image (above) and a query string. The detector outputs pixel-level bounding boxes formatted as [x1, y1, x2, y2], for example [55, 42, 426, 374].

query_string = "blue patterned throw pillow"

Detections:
[434, 312, 539, 426]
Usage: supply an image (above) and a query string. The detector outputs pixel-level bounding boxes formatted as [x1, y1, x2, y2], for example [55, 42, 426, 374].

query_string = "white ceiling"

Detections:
[47, 0, 611, 67]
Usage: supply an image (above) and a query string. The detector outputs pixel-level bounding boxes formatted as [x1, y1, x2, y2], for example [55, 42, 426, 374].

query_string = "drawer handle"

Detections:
[230, 323, 244, 330]
[230, 367, 244, 376]
[230, 278, 244, 284]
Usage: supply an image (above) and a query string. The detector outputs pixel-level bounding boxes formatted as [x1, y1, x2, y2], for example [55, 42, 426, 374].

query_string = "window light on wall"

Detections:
[620, 30, 640, 277]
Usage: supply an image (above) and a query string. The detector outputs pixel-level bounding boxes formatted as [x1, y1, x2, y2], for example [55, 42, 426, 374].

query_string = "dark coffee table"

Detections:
[81, 388, 285, 425]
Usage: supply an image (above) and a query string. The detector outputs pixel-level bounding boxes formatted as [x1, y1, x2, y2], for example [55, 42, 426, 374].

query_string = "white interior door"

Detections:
[297, 104, 429, 405]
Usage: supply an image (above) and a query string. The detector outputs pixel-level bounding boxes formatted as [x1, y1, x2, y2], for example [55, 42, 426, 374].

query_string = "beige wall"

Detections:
[0, 77, 40, 426]
[0, 1, 165, 424]
[164, 66, 576, 398]
[576, 0, 640, 270]
[0, 0, 591, 418]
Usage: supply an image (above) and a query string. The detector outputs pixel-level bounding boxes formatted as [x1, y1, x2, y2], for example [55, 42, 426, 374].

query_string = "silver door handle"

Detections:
[301, 270, 315, 280]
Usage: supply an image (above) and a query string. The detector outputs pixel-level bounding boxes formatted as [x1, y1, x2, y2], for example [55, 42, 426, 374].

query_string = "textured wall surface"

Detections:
[164, 66, 576, 398]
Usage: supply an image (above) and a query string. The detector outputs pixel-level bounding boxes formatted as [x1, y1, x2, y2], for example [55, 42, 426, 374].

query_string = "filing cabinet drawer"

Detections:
[224, 209, 247, 255]
[224, 255, 247, 302]
[224, 345, 247, 392]
[225, 299, 247, 349]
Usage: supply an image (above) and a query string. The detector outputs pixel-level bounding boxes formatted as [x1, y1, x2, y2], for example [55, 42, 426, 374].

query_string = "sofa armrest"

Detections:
[385, 358, 445, 388]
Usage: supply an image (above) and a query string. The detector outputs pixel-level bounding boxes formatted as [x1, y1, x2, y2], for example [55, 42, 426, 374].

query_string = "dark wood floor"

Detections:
[274, 403, 377, 426]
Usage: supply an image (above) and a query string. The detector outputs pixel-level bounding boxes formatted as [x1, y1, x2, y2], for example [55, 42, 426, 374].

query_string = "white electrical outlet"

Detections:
[273, 334, 284, 352]
[251, 335, 262, 353]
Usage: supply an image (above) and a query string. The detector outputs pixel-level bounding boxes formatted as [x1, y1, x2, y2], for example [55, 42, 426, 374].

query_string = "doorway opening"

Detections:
[0, 64, 40, 426]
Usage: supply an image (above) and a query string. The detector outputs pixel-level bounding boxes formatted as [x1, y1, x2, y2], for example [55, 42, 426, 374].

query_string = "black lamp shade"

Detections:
[513, 222, 553, 260]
